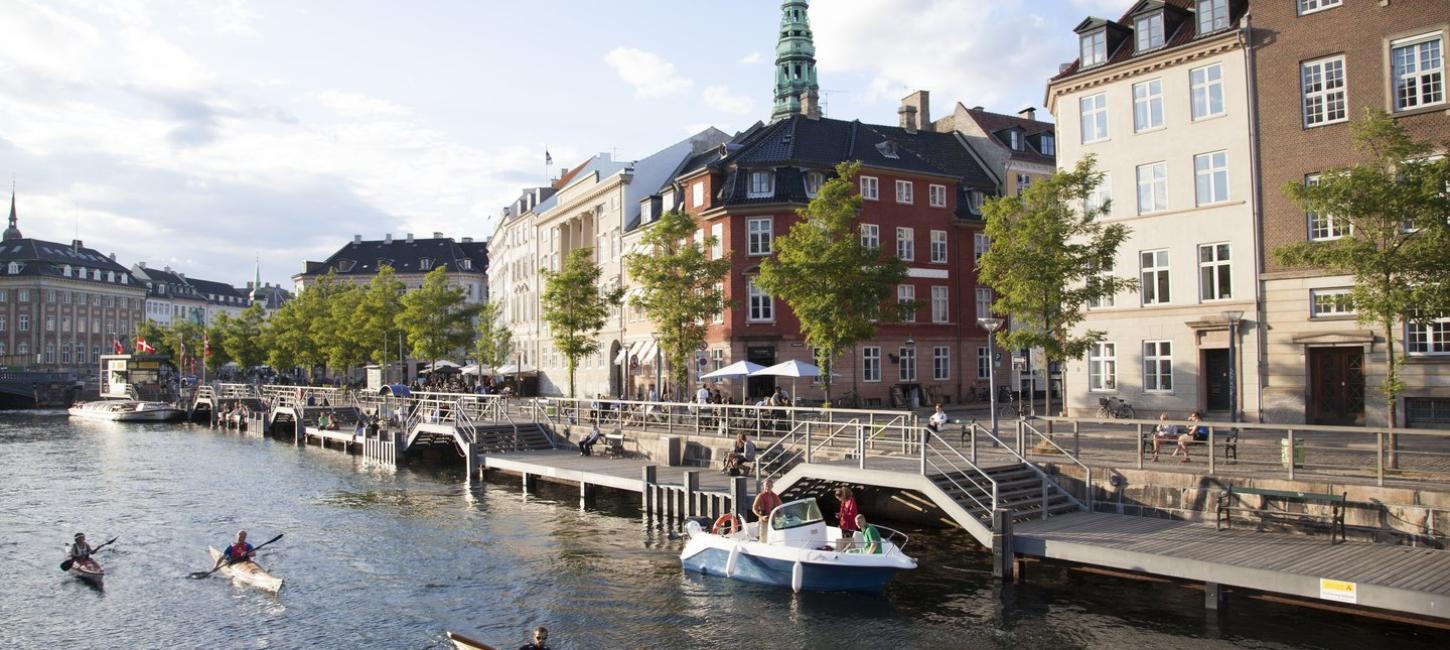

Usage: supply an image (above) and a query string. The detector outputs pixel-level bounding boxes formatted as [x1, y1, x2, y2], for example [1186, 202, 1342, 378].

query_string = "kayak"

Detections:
[446, 631, 497, 650]
[207, 546, 283, 593]
[68, 557, 104, 586]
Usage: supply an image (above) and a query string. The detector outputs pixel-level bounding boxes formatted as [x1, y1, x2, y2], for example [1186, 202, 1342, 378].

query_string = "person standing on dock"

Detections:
[752, 479, 783, 543]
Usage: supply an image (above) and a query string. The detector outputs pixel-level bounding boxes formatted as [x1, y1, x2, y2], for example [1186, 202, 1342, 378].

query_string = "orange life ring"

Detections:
[711, 513, 741, 536]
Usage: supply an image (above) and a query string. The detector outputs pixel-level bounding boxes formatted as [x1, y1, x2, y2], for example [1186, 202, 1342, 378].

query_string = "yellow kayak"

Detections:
[208, 546, 283, 593]
[446, 631, 498, 650]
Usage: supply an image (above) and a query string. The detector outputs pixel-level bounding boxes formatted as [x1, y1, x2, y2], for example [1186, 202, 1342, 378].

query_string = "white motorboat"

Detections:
[68, 400, 184, 422]
[680, 498, 917, 593]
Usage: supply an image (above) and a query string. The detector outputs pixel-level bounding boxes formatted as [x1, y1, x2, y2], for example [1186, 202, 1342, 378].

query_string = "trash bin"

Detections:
[1280, 437, 1305, 468]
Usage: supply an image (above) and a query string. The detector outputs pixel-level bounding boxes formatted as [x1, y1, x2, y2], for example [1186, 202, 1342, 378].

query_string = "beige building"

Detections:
[1048, 0, 1261, 419]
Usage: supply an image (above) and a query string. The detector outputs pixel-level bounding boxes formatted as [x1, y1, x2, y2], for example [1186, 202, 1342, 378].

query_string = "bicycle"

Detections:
[997, 389, 1031, 419]
[1097, 396, 1136, 419]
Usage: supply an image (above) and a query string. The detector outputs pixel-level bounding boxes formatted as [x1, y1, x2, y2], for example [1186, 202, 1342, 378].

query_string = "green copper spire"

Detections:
[771, 0, 820, 122]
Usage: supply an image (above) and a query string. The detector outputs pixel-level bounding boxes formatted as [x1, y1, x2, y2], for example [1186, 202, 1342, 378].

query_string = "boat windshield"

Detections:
[770, 499, 824, 531]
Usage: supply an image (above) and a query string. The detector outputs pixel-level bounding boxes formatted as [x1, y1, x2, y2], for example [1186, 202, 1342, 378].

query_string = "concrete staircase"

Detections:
[931, 463, 1080, 525]
[473, 423, 555, 453]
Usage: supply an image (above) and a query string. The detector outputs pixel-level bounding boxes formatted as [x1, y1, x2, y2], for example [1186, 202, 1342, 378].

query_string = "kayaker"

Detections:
[213, 530, 255, 569]
[855, 514, 883, 554]
[752, 479, 783, 543]
[518, 626, 551, 650]
[69, 533, 93, 561]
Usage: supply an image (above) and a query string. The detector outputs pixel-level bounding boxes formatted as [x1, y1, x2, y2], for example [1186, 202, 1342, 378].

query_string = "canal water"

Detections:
[2, 412, 1447, 649]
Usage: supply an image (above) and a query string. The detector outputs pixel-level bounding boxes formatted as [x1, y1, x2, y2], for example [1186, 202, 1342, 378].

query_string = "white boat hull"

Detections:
[69, 401, 183, 422]
[679, 520, 916, 593]
[208, 547, 283, 593]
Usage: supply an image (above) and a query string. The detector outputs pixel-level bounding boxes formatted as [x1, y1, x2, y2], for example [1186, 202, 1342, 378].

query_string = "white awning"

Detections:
[639, 341, 659, 365]
[613, 346, 630, 364]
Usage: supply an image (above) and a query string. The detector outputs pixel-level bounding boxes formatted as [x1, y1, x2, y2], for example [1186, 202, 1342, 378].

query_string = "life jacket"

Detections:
[228, 543, 251, 560]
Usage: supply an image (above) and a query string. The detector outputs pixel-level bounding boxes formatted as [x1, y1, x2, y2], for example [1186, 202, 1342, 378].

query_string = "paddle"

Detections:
[60, 537, 118, 571]
[187, 533, 284, 579]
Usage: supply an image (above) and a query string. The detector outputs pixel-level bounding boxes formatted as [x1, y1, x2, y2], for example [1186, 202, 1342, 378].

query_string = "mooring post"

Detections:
[521, 472, 536, 494]
[1204, 581, 1225, 611]
[642, 465, 657, 520]
[683, 471, 699, 517]
[991, 508, 1015, 583]
[579, 481, 593, 509]
[731, 476, 749, 519]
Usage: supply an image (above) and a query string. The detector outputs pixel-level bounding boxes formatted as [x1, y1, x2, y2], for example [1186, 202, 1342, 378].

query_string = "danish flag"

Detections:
[136, 337, 156, 354]
[113, 339, 124, 355]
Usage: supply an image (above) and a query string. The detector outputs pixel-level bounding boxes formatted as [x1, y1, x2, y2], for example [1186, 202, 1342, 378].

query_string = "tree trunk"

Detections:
[1384, 315, 1400, 469]
[567, 357, 577, 399]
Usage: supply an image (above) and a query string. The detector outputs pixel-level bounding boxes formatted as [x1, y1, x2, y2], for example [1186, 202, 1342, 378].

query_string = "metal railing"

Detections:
[1005, 420, 1090, 512]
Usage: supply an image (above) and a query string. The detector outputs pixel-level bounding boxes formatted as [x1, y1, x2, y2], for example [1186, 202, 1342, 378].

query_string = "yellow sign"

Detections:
[1319, 578, 1357, 604]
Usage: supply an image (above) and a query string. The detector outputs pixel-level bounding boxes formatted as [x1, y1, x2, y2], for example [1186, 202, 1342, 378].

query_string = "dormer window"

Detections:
[875, 140, 900, 159]
[461, 258, 472, 270]
[62, 265, 71, 277]
[336, 259, 356, 273]
[1006, 131, 1020, 150]
[1041, 134, 1056, 155]
[8, 262, 19, 274]
[748, 170, 774, 198]
[1135, 13, 1165, 52]
[968, 191, 986, 215]
[805, 171, 825, 198]
[1197, 0, 1229, 35]
[641, 200, 654, 223]
[420, 257, 433, 271]
[1081, 30, 1107, 67]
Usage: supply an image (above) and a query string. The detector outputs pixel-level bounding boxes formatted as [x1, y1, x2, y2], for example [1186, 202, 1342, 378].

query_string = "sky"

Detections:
[0, 0, 1123, 288]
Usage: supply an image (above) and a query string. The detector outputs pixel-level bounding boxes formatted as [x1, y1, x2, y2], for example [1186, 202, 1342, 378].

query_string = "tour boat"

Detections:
[68, 400, 184, 422]
[208, 547, 283, 593]
[67, 557, 104, 587]
[679, 498, 917, 593]
[446, 631, 497, 650]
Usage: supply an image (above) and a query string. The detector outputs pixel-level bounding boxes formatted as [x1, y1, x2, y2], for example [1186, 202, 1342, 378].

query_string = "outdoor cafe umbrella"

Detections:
[752, 359, 830, 404]
[460, 364, 485, 376]
[700, 360, 766, 402]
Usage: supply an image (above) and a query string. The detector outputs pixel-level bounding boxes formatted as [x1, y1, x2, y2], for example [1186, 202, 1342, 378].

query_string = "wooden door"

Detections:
[1308, 347, 1365, 425]
[1203, 349, 1231, 412]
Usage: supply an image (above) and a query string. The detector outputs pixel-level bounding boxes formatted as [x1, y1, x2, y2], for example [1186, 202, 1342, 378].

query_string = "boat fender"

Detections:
[711, 513, 742, 536]
[725, 543, 741, 578]
[791, 560, 803, 593]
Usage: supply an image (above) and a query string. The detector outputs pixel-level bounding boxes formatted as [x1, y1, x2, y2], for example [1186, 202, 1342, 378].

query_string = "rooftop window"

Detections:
[1135, 12, 1165, 52]
[1081, 29, 1107, 67]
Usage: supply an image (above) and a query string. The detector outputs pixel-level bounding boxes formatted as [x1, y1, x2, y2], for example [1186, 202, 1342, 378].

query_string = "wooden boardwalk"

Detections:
[482, 449, 739, 494]
[1013, 511, 1450, 619]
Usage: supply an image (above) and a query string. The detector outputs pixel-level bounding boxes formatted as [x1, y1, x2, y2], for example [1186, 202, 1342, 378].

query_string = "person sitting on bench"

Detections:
[1150, 413, 1184, 462]
[579, 424, 603, 456]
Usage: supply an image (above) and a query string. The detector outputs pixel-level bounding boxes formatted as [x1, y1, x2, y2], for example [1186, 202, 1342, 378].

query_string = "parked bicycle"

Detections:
[1097, 396, 1136, 419]
[997, 388, 1032, 419]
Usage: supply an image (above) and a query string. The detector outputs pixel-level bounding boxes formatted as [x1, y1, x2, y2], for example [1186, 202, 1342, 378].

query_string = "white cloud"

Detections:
[603, 47, 693, 98]
[738, 51, 763, 65]
[702, 85, 754, 115]
[811, 0, 1079, 114]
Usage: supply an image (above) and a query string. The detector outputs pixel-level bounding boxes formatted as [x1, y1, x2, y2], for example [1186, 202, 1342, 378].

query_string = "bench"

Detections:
[1216, 486, 1346, 544]
[603, 433, 626, 458]
[1142, 426, 1239, 462]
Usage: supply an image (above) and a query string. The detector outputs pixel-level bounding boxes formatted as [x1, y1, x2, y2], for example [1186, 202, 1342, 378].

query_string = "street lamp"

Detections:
[1222, 310, 1244, 423]
[978, 317, 1005, 436]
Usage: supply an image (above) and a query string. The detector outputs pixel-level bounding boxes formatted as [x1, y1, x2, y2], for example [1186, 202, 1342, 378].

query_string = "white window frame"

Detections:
[898, 284, 916, 323]
[977, 347, 991, 380]
[1133, 79, 1165, 132]
[1198, 243, 1232, 302]
[1194, 150, 1230, 205]
[895, 180, 914, 204]
[1135, 12, 1165, 53]
[710, 223, 723, 259]
[805, 171, 825, 198]
[1081, 30, 1107, 67]
[1310, 287, 1356, 318]
[928, 184, 947, 208]
[899, 346, 917, 382]
[929, 230, 948, 264]
[931, 286, 949, 323]
[863, 347, 882, 382]
[1407, 317, 1450, 355]
[1197, 0, 1229, 35]
[1087, 172, 1112, 217]
[1143, 340, 1173, 393]
[860, 223, 880, 250]
[1016, 173, 1031, 195]
[976, 287, 993, 320]
[1136, 162, 1168, 214]
[896, 227, 915, 262]
[747, 277, 773, 322]
[1305, 173, 1349, 241]
[860, 176, 879, 200]
[1079, 93, 1109, 143]
[973, 233, 990, 265]
[933, 346, 950, 381]
[1297, 0, 1341, 16]
[692, 181, 705, 207]
[1190, 63, 1225, 120]
[1088, 260, 1117, 309]
[1088, 342, 1117, 391]
[1302, 55, 1348, 128]
[1140, 249, 1171, 305]
[1390, 33, 1445, 112]
[747, 217, 773, 256]
[748, 171, 775, 198]
[1041, 134, 1055, 155]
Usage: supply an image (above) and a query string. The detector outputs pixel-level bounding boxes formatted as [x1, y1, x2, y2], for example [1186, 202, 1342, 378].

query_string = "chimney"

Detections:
[353, 234, 362, 244]
[384, 233, 392, 243]
[901, 90, 931, 132]
[177, 272, 185, 279]
[164, 265, 171, 272]
[433, 231, 444, 239]
[898, 105, 919, 134]
[406, 233, 414, 243]
[800, 88, 821, 120]
[971, 106, 984, 112]
[462, 237, 473, 243]
[137, 261, 146, 269]
[72, 239, 83, 250]
[109, 252, 115, 261]
[1018, 106, 1037, 121]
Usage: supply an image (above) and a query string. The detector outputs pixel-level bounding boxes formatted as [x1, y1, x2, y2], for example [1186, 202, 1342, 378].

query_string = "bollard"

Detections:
[991, 508, 1015, 582]
[731, 476, 749, 518]
[684, 471, 699, 517]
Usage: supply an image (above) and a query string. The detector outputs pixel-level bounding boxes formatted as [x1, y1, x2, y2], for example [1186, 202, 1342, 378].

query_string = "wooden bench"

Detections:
[1142, 426, 1239, 462]
[1216, 486, 1346, 544]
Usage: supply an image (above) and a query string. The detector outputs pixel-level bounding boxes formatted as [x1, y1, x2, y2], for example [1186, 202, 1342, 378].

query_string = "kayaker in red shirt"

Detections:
[213, 530, 255, 570]
[835, 486, 859, 550]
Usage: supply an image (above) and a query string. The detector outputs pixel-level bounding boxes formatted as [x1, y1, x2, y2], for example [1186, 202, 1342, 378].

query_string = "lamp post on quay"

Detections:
[1222, 310, 1244, 423]
[978, 316, 1005, 436]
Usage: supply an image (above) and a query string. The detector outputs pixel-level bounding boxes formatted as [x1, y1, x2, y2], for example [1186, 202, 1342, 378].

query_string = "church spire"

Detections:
[4, 180, 21, 242]
[770, 0, 820, 122]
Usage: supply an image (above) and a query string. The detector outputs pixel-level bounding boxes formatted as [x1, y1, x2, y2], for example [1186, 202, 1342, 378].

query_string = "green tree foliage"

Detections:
[474, 300, 513, 370]
[978, 155, 1135, 415]
[204, 314, 231, 372]
[396, 266, 482, 367]
[323, 284, 366, 373]
[135, 320, 171, 358]
[260, 272, 340, 377]
[1275, 109, 1450, 430]
[540, 247, 623, 397]
[756, 161, 909, 404]
[261, 298, 305, 373]
[626, 210, 732, 393]
[166, 319, 205, 374]
[223, 303, 267, 370]
[353, 265, 407, 365]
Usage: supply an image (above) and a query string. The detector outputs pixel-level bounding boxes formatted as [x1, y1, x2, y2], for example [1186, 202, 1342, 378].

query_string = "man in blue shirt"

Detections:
[213, 530, 255, 569]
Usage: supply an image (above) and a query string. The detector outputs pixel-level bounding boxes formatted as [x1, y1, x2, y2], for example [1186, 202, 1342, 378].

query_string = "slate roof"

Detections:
[0, 237, 139, 287]
[185, 277, 250, 307]
[1052, 0, 1245, 83]
[959, 109, 1057, 166]
[623, 127, 733, 230]
[245, 285, 292, 310]
[134, 266, 206, 301]
[300, 237, 488, 278]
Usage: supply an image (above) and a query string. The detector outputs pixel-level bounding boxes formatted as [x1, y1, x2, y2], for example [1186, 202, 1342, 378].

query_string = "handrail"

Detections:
[1034, 413, 1445, 437]
[809, 418, 861, 460]
[754, 421, 812, 488]
[920, 428, 999, 517]
[992, 421, 1089, 512]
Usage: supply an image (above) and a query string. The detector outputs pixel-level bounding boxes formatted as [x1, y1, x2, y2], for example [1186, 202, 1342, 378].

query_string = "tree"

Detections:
[539, 247, 623, 398]
[978, 155, 1136, 416]
[756, 161, 910, 404]
[1275, 109, 1450, 436]
[135, 320, 171, 358]
[166, 319, 205, 375]
[396, 266, 482, 368]
[353, 264, 407, 366]
[204, 314, 232, 372]
[322, 284, 366, 375]
[223, 303, 267, 370]
[261, 299, 306, 374]
[474, 300, 514, 371]
[626, 210, 732, 394]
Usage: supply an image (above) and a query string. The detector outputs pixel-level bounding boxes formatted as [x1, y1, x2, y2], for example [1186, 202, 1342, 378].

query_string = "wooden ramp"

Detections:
[482, 450, 738, 495]
[1013, 511, 1450, 619]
